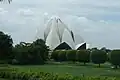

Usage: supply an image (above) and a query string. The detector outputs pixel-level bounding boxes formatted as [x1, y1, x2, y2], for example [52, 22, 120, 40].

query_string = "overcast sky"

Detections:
[0, 0, 120, 49]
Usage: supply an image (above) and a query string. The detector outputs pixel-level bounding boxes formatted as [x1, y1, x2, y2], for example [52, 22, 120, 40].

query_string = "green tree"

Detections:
[51, 50, 60, 61]
[110, 50, 120, 68]
[12, 42, 31, 64]
[13, 39, 49, 65]
[31, 39, 49, 61]
[0, 31, 13, 62]
[58, 50, 67, 62]
[76, 50, 90, 65]
[91, 50, 107, 67]
[100, 47, 111, 62]
[66, 50, 77, 62]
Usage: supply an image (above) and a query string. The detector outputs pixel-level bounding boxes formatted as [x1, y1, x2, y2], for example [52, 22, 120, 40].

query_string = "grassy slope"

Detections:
[11, 63, 120, 78]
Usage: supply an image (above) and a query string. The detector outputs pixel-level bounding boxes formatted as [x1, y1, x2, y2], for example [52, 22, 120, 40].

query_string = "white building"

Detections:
[44, 16, 89, 50]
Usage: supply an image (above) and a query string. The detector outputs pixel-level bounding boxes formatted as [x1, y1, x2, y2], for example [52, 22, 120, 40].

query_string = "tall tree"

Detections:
[13, 39, 49, 65]
[0, 31, 13, 60]
[30, 39, 49, 61]
[13, 42, 31, 64]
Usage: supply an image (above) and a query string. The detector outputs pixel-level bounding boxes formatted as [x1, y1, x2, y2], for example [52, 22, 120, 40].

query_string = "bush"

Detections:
[76, 50, 90, 65]
[58, 50, 67, 62]
[66, 50, 77, 62]
[51, 50, 60, 61]
[0, 67, 119, 80]
[110, 50, 120, 68]
[91, 50, 107, 67]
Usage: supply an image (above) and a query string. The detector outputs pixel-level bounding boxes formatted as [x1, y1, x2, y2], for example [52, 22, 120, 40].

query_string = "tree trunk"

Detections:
[115, 65, 118, 69]
[84, 62, 86, 65]
[99, 64, 100, 67]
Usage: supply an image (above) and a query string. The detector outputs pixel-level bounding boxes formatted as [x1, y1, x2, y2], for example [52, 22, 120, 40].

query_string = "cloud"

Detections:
[17, 8, 34, 16]
[60, 15, 120, 49]
[0, 8, 8, 15]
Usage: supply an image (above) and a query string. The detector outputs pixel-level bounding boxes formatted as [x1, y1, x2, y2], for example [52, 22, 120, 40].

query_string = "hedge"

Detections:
[0, 67, 119, 80]
[76, 50, 90, 65]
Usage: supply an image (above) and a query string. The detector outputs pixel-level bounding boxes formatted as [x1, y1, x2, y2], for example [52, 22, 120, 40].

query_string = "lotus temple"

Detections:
[44, 16, 89, 50]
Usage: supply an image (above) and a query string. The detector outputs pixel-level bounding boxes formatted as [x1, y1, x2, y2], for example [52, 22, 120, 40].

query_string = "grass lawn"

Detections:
[10, 62, 120, 78]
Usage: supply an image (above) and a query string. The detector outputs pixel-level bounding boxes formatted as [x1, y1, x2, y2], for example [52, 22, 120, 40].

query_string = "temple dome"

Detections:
[44, 16, 87, 50]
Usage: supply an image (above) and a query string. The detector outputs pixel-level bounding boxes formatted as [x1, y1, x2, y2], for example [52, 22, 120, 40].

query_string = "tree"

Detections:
[51, 50, 60, 61]
[12, 42, 31, 64]
[58, 50, 67, 62]
[91, 50, 107, 67]
[13, 39, 49, 65]
[0, 31, 13, 61]
[76, 50, 90, 65]
[110, 50, 120, 69]
[66, 50, 77, 62]
[31, 39, 49, 61]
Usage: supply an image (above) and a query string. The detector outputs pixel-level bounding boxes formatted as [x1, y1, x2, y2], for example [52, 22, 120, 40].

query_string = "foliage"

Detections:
[58, 50, 67, 62]
[12, 39, 49, 65]
[0, 67, 119, 80]
[76, 50, 90, 64]
[66, 50, 77, 62]
[0, 31, 13, 61]
[51, 50, 60, 61]
[91, 50, 107, 67]
[110, 50, 120, 68]
[12, 42, 32, 64]
[30, 39, 49, 61]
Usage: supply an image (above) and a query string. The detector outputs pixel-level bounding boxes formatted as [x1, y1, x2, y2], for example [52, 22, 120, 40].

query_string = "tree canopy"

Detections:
[0, 31, 13, 60]
[12, 39, 49, 65]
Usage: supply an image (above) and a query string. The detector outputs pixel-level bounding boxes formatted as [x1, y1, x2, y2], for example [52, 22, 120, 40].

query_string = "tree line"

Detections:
[51, 49, 120, 68]
[0, 31, 49, 65]
[0, 31, 120, 69]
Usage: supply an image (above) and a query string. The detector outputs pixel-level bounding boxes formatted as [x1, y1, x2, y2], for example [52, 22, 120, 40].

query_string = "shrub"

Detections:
[76, 50, 90, 65]
[0, 67, 119, 80]
[51, 50, 60, 61]
[91, 50, 107, 67]
[66, 50, 77, 62]
[58, 50, 67, 62]
[110, 50, 120, 68]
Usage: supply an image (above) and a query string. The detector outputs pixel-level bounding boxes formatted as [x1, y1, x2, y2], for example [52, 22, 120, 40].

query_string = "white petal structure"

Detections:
[75, 42, 86, 50]
[44, 16, 89, 50]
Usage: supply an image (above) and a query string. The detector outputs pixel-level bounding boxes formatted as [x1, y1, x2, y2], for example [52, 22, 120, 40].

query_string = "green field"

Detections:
[10, 63, 120, 78]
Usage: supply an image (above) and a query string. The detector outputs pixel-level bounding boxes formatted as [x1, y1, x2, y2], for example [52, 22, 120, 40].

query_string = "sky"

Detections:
[0, 0, 120, 49]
